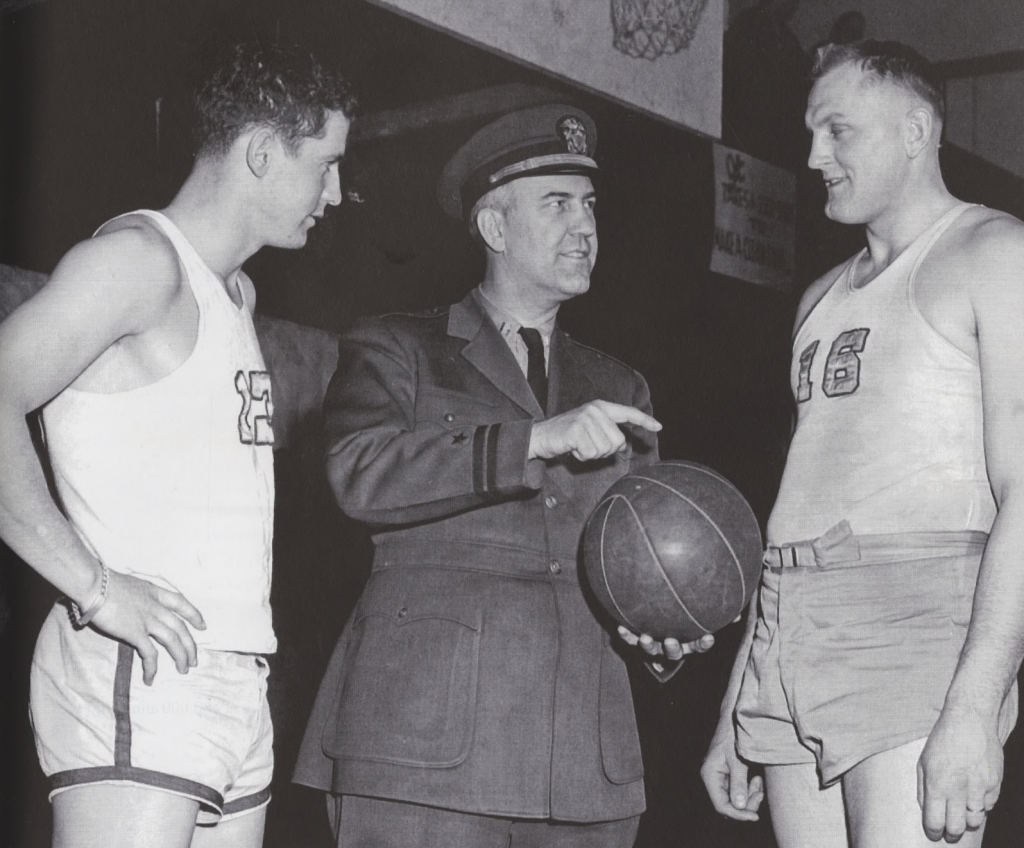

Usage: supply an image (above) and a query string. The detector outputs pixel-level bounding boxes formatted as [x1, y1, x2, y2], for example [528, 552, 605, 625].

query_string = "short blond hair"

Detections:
[812, 40, 944, 122]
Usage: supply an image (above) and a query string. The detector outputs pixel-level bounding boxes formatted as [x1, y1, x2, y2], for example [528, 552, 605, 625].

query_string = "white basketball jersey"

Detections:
[43, 210, 276, 652]
[768, 204, 996, 544]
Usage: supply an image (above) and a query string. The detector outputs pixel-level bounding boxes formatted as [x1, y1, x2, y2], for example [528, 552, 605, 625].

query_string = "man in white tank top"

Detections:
[702, 41, 1024, 847]
[0, 43, 355, 848]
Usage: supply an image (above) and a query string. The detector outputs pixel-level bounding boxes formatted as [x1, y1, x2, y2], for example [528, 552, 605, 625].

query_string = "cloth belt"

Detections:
[764, 520, 989, 570]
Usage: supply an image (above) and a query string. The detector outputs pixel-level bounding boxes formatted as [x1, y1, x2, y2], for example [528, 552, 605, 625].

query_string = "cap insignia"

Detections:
[556, 116, 588, 155]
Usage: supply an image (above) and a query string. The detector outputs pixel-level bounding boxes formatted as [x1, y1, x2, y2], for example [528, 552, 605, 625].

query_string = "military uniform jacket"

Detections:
[293, 290, 659, 822]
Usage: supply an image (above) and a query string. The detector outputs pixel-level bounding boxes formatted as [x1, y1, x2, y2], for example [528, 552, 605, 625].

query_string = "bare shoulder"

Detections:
[51, 215, 185, 329]
[0, 217, 189, 405]
[794, 260, 849, 333]
[936, 206, 1024, 290]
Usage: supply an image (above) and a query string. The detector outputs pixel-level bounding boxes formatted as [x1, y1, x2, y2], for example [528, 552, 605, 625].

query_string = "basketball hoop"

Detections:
[610, 0, 711, 60]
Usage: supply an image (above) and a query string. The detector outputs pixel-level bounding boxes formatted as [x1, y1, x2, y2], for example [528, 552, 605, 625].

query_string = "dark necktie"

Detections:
[517, 326, 548, 411]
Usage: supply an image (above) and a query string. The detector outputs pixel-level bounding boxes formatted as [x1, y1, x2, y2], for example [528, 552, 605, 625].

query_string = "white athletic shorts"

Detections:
[30, 604, 273, 824]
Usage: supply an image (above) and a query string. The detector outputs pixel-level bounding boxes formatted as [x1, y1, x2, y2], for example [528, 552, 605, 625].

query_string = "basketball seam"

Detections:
[617, 495, 710, 635]
[599, 496, 641, 633]
[630, 467, 757, 614]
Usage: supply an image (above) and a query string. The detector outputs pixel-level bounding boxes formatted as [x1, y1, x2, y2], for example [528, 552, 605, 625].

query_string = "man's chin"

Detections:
[274, 231, 310, 250]
[563, 275, 591, 296]
[823, 197, 865, 226]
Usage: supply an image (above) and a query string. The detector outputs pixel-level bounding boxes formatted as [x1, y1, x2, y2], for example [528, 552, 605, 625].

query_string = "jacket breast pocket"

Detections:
[324, 602, 481, 768]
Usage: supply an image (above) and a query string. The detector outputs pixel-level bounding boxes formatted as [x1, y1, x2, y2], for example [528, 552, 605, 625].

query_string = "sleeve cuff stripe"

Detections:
[472, 426, 487, 495]
[486, 422, 501, 492]
[472, 423, 503, 494]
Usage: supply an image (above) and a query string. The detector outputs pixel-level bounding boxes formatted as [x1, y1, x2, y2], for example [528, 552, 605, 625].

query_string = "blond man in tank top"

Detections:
[702, 40, 1024, 848]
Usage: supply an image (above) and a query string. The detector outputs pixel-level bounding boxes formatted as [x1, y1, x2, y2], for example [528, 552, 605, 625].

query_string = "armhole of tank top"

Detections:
[906, 204, 980, 365]
[792, 253, 861, 341]
[235, 269, 256, 314]
[92, 210, 191, 297]
[73, 210, 207, 393]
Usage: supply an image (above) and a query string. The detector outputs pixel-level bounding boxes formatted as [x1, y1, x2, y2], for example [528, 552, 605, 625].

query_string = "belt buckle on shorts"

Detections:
[780, 543, 809, 567]
[766, 522, 856, 569]
[764, 543, 807, 568]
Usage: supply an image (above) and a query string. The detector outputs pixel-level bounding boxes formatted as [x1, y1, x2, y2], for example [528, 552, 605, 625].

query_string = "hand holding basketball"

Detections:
[617, 626, 715, 671]
[583, 461, 763, 642]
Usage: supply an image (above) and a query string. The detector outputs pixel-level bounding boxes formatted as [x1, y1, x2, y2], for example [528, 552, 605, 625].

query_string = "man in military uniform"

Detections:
[295, 104, 712, 847]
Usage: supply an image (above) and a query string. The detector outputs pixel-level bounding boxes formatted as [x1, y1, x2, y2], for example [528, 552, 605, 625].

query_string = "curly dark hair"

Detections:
[194, 42, 358, 158]
[811, 40, 944, 122]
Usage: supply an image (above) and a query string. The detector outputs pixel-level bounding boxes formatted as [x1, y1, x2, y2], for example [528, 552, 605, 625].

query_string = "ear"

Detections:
[476, 207, 505, 253]
[245, 127, 277, 178]
[905, 106, 937, 158]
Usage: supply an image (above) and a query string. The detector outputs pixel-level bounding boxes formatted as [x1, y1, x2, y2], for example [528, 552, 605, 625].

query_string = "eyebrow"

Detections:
[806, 110, 846, 128]
[539, 190, 597, 200]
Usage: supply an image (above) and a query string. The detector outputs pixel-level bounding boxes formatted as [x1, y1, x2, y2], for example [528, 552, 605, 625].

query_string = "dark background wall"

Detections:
[2, 2, 1023, 846]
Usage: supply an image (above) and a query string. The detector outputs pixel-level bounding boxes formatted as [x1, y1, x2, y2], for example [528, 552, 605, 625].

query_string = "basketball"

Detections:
[582, 460, 763, 642]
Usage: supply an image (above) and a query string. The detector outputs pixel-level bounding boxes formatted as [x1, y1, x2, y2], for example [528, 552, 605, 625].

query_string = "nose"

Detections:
[807, 132, 830, 171]
[570, 200, 596, 236]
[323, 163, 343, 207]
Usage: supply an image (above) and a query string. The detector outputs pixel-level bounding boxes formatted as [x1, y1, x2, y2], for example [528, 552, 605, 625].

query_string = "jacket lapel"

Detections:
[448, 291, 544, 418]
[545, 330, 623, 501]
[548, 330, 598, 414]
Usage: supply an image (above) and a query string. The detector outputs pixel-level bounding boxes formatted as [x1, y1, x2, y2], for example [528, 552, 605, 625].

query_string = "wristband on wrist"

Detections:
[70, 562, 109, 627]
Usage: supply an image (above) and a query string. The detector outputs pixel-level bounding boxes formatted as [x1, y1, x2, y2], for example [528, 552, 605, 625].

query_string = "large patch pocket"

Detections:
[324, 596, 482, 768]
[598, 634, 644, 784]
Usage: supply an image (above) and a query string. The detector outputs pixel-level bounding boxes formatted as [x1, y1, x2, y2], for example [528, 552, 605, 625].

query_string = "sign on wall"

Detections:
[711, 144, 796, 292]
[365, 0, 724, 138]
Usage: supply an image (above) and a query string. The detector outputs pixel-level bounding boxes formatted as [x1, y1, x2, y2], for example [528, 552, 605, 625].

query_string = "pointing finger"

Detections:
[593, 402, 662, 432]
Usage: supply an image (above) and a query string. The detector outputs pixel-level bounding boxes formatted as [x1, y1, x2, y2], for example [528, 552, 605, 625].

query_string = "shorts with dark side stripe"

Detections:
[735, 525, 1018, 785]
[30, 604, 273, 824]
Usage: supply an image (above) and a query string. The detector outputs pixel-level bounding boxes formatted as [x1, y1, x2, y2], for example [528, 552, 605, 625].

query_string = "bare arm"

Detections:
[918, 217, 1024, 841]
[0, 234, 163, 596]
[0, 229, 205, 683]
[700, 601, 764, 820]
[695, 265, 841, 820]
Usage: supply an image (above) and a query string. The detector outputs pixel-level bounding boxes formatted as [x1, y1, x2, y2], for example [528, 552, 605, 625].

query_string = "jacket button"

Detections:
[544, 495, 558, 509]
[549, 560, 561, 575]
[397, 607, 408, 618]
[443, 413, 455, 422]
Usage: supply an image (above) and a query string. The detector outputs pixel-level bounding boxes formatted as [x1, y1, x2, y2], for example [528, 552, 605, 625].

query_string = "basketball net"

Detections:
[610, 0, 711, 60]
